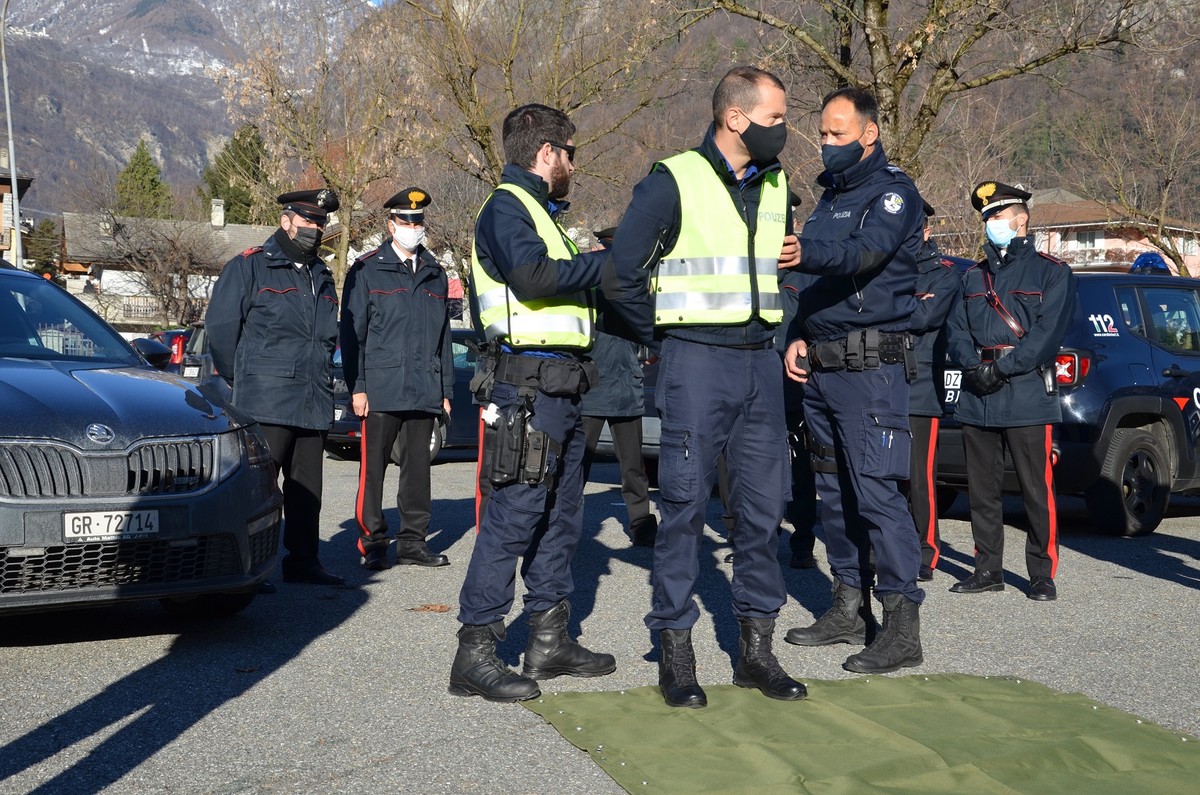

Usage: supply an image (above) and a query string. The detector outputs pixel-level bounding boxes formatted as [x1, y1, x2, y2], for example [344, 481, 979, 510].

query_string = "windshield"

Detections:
[0, 276, 142, 365]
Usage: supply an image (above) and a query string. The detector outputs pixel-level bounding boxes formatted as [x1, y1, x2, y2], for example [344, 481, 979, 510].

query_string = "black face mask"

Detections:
[739, 119, 787, 164]
[291, 226, 322, 256]
[820, 140, 864, 174]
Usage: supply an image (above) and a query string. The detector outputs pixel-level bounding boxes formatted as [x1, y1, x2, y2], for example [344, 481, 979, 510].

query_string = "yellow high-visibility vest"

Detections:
[471, 183, 594, 349]
[653, 151, 786, 326]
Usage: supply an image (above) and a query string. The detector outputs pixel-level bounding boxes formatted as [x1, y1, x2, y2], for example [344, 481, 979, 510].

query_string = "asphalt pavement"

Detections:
[1, 450, 1197, 794]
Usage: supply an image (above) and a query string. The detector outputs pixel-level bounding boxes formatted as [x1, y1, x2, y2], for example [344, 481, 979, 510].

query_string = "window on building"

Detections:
[1076, 230, 1098, 249]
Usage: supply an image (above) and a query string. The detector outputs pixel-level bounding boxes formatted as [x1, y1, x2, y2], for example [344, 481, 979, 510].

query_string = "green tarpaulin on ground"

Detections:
[524, 674, 1197, 794]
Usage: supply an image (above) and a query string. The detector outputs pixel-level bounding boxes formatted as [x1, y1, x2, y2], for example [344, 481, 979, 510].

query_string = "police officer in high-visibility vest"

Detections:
[601, 65, 808, 709]
[450, 104, 615, 703]
[780, 88, 926, 675]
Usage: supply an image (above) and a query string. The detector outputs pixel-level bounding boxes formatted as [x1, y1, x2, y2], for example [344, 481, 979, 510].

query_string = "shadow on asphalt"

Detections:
[0, 527, 370, 795]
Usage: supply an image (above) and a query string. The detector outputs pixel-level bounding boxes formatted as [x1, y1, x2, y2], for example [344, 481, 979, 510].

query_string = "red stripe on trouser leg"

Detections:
[355, 415, 372, 554]
[1044, 424, 1059, 578]
[924, 417, 940, 566]
[475, 407, 485, 533]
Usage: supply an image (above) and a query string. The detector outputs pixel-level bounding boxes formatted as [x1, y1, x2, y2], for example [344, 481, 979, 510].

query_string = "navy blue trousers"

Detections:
[803, 363, 924, 603]
[458, 381, 587, 626]
[647, 338, 790, 630]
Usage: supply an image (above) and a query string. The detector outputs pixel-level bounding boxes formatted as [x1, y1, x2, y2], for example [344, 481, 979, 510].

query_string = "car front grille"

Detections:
[0, 439, 216, 498]
[249, 525, 279, 569]
[0, 535, 241, 594]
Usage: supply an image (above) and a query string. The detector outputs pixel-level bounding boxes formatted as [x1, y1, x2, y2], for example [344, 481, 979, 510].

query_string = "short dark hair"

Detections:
[822, 87, 878, 125]
[713, 65, 785, 126]
[502, 104, 575, 169]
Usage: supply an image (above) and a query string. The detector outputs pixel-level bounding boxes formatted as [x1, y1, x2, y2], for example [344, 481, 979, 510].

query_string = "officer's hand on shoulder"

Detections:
[779, 234, 801, 270]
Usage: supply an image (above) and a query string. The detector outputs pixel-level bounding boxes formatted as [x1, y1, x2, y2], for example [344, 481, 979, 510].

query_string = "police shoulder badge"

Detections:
[882, 192, 904, 215]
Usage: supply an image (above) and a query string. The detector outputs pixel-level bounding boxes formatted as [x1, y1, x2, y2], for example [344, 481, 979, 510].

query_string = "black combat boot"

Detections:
[785, 579, 874, 646]
[448, 621, 541, 702]
[659, 628, 707, 708]
[521, 601, 617, 680]
[842, 592, 923, 674]
[732, 617, 808, 701]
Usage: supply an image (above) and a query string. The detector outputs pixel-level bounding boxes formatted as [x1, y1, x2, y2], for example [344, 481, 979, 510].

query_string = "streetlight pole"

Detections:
[1, 0, 22, 266]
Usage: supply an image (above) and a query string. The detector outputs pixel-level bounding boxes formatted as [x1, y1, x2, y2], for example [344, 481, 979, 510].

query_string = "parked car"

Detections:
[180, 321, 214, 384]
[0, 268, 281, 617]
[937, 269, 1200, 536]
[327, 327, 482, 461]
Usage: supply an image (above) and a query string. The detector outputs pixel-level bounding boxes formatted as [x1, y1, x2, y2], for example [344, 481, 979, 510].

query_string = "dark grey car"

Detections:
[0, 269, 281, 617]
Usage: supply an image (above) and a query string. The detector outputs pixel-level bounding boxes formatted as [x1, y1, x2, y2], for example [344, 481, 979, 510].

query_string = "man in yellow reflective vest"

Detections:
[601, 66, 808, 708]
[450, 104, 615, 703]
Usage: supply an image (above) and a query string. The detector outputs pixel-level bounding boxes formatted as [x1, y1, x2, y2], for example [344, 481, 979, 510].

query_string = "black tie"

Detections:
[404, 258, 414, 272]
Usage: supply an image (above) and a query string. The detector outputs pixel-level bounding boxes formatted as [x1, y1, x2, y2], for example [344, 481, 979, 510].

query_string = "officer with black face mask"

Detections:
[778, 88, 926, 676]
[601, 65, 807, 709]
[207, 188, 345, 587]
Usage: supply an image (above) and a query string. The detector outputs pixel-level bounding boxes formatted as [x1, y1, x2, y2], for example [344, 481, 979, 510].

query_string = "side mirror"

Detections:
[132, 337, 172, 370]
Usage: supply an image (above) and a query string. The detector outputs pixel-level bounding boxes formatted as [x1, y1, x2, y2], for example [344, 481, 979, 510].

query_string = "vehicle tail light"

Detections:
[1055, 351, 1090, 387]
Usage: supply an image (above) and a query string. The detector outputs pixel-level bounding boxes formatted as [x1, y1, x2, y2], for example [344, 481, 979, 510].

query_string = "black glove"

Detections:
[966, 362, 1006, 396]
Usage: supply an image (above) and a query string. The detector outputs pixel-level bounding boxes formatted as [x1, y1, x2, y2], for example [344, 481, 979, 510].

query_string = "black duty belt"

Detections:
[980, 345, 1014, 363]
[809, 329, 912, 371]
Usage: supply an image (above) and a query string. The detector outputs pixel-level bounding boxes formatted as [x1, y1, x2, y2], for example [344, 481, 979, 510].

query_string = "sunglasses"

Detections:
[546, 140, 576, 163]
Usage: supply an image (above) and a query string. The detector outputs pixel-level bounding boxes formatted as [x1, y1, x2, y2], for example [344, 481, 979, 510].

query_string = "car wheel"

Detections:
[1084, 428, 1169, 536]
[935, 486, 959, 517]
[160, 589, 256, 619]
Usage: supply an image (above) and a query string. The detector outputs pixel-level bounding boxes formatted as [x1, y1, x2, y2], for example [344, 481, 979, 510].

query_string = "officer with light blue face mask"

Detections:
[944, 181, 1076, 602]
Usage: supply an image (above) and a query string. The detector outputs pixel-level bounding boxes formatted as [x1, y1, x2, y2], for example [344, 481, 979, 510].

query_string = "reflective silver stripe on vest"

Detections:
[486, 313, 591, 339]
[654, 291, 782, 312]
[655, 256, 752, 278]
[475, 287, 511, 313]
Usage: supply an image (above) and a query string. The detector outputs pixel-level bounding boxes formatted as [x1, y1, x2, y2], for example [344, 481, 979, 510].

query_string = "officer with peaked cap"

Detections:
[206, 187, 345, 586]
[946, 181, 1075, 601]
[906, 200, 964, 582]
[340, 187, 454, 571]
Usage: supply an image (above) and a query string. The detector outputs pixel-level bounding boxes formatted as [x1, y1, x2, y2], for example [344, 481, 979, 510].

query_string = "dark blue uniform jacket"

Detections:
[909, 240, 964, 417]
[580, 332, 644, 417]
[467, 164, 606, 353]
[339, 243, 453, 414]
[946, 237, 1076, 427]
[600, 126, 790, 348]
[788, 145, 923, 342]
[206, 231, 338, 430]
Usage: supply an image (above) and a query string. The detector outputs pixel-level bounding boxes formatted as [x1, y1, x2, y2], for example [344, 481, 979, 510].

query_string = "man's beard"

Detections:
[548, 160, 571, 200]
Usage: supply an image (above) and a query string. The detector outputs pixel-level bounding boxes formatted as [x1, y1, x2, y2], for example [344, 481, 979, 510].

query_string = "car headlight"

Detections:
[216, 425, 274, 481]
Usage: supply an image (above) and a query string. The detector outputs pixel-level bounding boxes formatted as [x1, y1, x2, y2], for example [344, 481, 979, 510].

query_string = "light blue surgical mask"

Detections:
[985, 217, 1017, 248]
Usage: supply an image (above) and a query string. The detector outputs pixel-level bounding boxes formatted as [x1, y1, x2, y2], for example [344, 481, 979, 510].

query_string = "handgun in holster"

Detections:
[481, 401, 527, 486]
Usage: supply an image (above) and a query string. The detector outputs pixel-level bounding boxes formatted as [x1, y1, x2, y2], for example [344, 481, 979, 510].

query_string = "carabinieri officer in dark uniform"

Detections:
[946, 182, 1076, 601]
[908, 201, 964, 581]
[450, 104, 615, 703]
[340, 188, 453, 571]
[602, 65, 808, 709]
[780, 87, 925, 674]
[206, 188, 344, 586]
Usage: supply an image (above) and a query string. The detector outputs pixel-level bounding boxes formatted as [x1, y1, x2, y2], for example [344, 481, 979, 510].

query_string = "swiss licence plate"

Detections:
[64, 510, 159, 542]
[183, 366, 200, 378]
[943, 369, 962, 404]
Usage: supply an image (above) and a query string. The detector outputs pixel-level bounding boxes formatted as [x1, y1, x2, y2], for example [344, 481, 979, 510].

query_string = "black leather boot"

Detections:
[659, 628, 707, 708]
[522, 601, 616, 680]
[629, 515, 658, 548]
[842, 593, 923, 674]
[785, 579, 873, 646]
[448, 622, 541, 702]
[732, 618, 807, 701]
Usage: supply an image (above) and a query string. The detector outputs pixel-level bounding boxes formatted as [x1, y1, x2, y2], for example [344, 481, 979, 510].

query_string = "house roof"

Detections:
[1029, 190, 1199, 233]
[62, 212, 277, 266]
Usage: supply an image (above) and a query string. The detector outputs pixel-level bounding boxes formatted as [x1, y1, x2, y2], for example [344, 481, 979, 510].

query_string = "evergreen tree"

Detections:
[199, 126, 274, 225]
[115, 140, 173, 218]
[25, 219, 60, 273]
